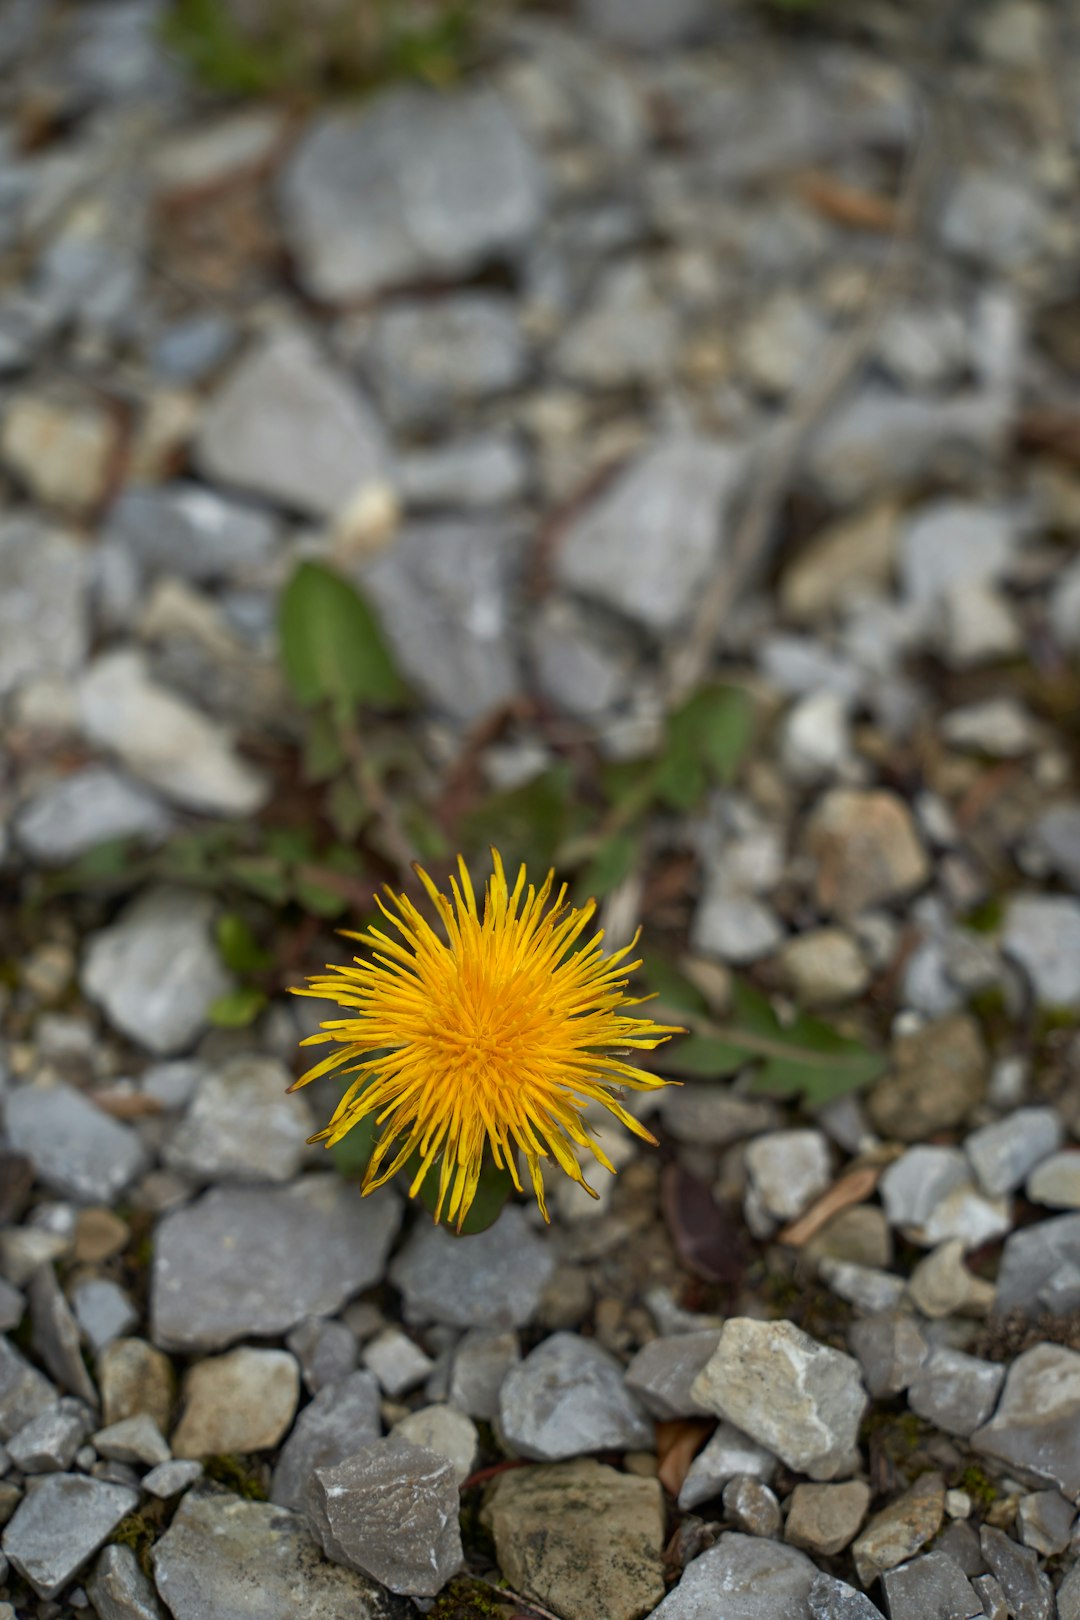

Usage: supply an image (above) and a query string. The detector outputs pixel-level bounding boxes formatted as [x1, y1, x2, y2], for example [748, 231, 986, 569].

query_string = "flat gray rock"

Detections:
[447, 1330, 520, 1421]
[398, 433, 528, 512]
[848, 1313, 929, 1399]
[555, 438, 743, 634]
[1031, 802, 1080, 892]
[624, 1330, 723, 1419]
[1003, 894, 1080, 1008]
[87, 1543, 164, 1620]
[7, 1398, 91, 1473]
[0, 517, 89, 698]
[164, 1055, 314, 1185]
[899, 500, 1016, 608]
[880, 1550, 983, 1620]
[651, 1532, 817, 1619]
[14, 766, 172, 866]
[359, 518, 523, 722]
[152, 1487, 410, 1619]
[679, 1420, 776, 1512]
[285, 1317, 357, 1395]
[71, 1277, 138, 1353]
[994, 1212, 1080, 1316]
[0, 1336, 57, 1440]
[907, 1348, 1005, 1438]
[278, 89, 544, 303]
[691, 1318, 867, 1481]
[499, 1331, 653, 1460]
[105, 481, 281, 585]
[151, 1177, 401, 1351]
[81, 886, 232, 1056]
[365, 294, 528, 429]
[580, 0, 716, 47]
[807, 392, 1009, 508]
[29, 1265, 99, 1406]
[1, 1473, 137, 1599]
[972, 1344, 1080, 1500]
[979, 1526, 1055, 1620]
[5, 1082, 146, 1203]
[271, 1368, 381, 1512]
[194, 330, 391, 519]
[389, 1205, 552, 1330]
[808, 1572, 883, 1618]
[309, 1435, 464, 1598]
[965, 1108, 1063, 1198]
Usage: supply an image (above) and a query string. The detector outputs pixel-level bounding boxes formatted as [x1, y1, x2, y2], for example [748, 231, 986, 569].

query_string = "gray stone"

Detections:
[1017, 1489, 1075, 1557]
[29, 1266, 98, 1407]
[165, 1055, 314, 1184]
[71, 1279, 137, 1354]
[78, 650, 270, 816]
[1028, 1153, 1080, 1209]
[526, 597, 635, 721]
[151, 312, 236, 381]
[361, 1328, 433, 1398]
[808, 1572, 883, 1618]
[554, 260, 678, 389]
[389, 1204, 552, 1331]
[744, 1130, 832, 1228]
[82, 887, 232, 1056]
[171, 1348, 299, 1459]
[778, 928, 871, 1007]
[195, 331, 391, 519]
[309, 1435, 464, 1597]
[941, 697, 1040, 758]
[359, 518, 522, 722]
[87, 1543, 164, 1620]
[995, 1212, 1080, 1316]
[806, 390, 1008, 508]
[555, 438, 743, 634]
[152, 1488, 410, 1619]
[624, 1330, 723, 1419]
[650, 1532, 817, 1619]
[972, 1344, 1080, 1500]
[141, 1460, 202, 1500]
[580, 0, 715, 48]
[785, 1481, 870, 1557]
[285, 1317, 357, 1395]
[692, 889, 784, 967]
[365, 294, 527, 429]
[278, 89, 544, 304]
[1032, 802, 1080, 891]
[152, 1177, 401, 1351]
[105, 483, 280, 585]
[881, 1147, 971, 1232]
[723, 1475, 781, 1538]
[392, 1406, 477, 1488]
[0, 1282, 23, 1335]
[965, 1108, 1063, 1198]
[972, 1573, 1008, 1620]
[1004, 894, 1080, 1008]
[484, 1457, 664, 1620]
[1, 1473, 137, 1599]
[899, 502, 1016, 610]
[1058, 1564, 1080, 1620]
[937, 1521, 987, 1578]
[679, 1420, 776, 1512]
[14, 768, 172, 867]
[0, 518, 89, 698]
[819, 1258, 907, 1315]
[691, 1318, 867, 1481]
[880, 1551, 983, 1620]
[978, 1526, 1054, 1620]
[499, 1331, 652, 1460]
[848, 1313, 928, 1399]
[94, 1413, 170, 1467]
[0, 1337, 57, 1441]
[270, 1368, 381, 1513]
[657, 1088, 778, 1147]
[447, 1330, 520, 1421]
[852, 1472, 946, 1586]
[8, 1399, 91, 1473]
[399, 433, 528, 512]
[5, 1083, 146, 1204]
[907, 1349, 1005, 1437]
[941, 172, 1047, 271]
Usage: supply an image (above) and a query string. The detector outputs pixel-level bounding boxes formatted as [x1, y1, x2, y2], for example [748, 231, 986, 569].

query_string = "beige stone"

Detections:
[99, 1338, 174, 1433]
[781, 500, 899, 624]
[0, 389, 119, 516]
[172, 1348, 299, 1458]
[868, 1013, 987, 1142]
[805, 789, 930, 918]
[852, 1471, 945, 1586]
[776, 928, 870, 1007]
[785, 1479, 871, 1556]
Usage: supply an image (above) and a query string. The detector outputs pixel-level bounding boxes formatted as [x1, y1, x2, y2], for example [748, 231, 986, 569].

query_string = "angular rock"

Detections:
[152, 1177, 401, 1351]
[279, 89, 544, 303]
[899, 500, 1016, 608]
[392, 1406, 477, 1488]
[693, 889, 782, 971]
[93, 1413, 170, 1467]
[29, 1265, 98, 1406]
[87, 1543, 165, 1620]
[81, 887, 232, 1056]
[978, 1526, 1054, 1620]
[868, 1016, 986, 1143]
[99, 1339, 173, 1433]
[141, 1459, 203, 1500]
[1, 1473, 137, 1599]
[499, 1332, 653, 1461]
[195, 331, 391, 519]
[994, 1212, 1080, 1316]
[1004, 895, 1080, 1008]
[447, 1330, 520, 1421]
[1017, 1489, 1075, 1557]
[624, 1330, 723, 1420]
[389, 1205, 551, 1331]
[1031, 803, 1080, 892]
[880, 1550, 983, 1620]
[1058, 1564, 1080, 1620]
[285, 1317, 357, 1395]
[1028, 1153, 1080, 1210]
[14, 767, 172, 867]
[554, 438, 743, 634]
[965, 1108, 1063, 1198]
[848, 1313, 929, 1399]
[8, 1399, 91, 1473]
[852, 1472, 946, 1586]
[105, 482, 280, 585]
[398, 432, 528, 511]
[484, 1458, 664, 1620]
[152, 1488, 410, 1619]
[656, 1088, 778, 1148]
[71, 1278, 138, 1353]
[907, 1349, 1005, 1437]
[366, 294, 527, 429]
[691, 1318, 867, 1481]
[805, 789, 929, 918]
[270, 1368, 381, 1513]
[972, 1344, 1080, 1500]
[744, 1130, 832, 1228]
[164, 1055, 314, 1184]
[554, 260, 678, 390]
[786, 1481, 870, 1558]
[723, 1475, 781, 1537]
[941, 172, 1046, 272]
[171, 1348, 299, 1458]
[650, 1532, 817, 1619]
[777, 929, 871, 1007]
[78, 650, 269, 816]
[678, 1420, 776, 1512]
[0, 518, 89, 698]
[808, 1572, 883, 1618]
[5, 1083, 146, 1204]
[309, 1435, 464, 1598]
[360, 518, 522, 722]
[361, 1327, 433, 1397]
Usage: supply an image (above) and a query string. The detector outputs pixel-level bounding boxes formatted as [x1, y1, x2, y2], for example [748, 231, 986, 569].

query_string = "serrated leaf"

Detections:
[279, 561, 409, 712]
[216, 913, 272, 976]
[664, 1033, 749, 1077]
[209, 986, 267, 1028]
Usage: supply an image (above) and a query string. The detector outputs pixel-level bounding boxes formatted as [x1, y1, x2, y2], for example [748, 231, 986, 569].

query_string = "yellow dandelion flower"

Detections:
[291, 850, 680, 1230]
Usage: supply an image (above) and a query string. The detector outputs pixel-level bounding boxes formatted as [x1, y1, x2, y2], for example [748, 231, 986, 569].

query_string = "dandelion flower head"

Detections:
[291, 850, 679, 1229]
